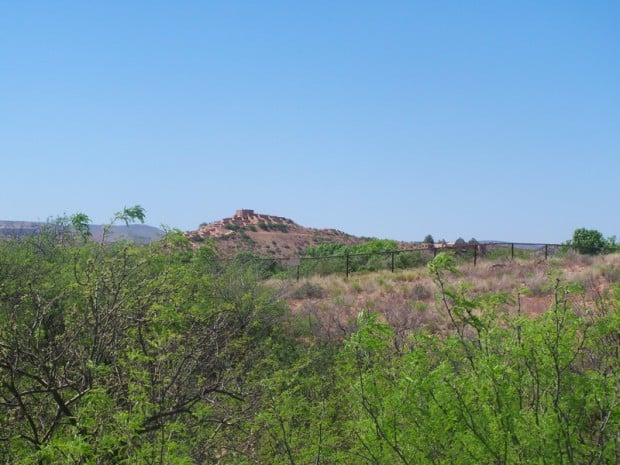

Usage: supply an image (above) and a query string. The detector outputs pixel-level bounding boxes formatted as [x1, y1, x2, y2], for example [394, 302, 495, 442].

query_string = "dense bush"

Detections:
[303, 239, 401, 275]
[566, 227, 617, 255]
[1, 216, 618, 464]
[252, 254, 620, 464]
[304, 242, 348, 257]
[0, 214, 287, 464]
[233, 251, 285, 278]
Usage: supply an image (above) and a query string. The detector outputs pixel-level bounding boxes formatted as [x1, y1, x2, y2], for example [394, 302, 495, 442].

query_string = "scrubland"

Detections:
[1, 227, 618, 464]
[279, 251, 620, 340]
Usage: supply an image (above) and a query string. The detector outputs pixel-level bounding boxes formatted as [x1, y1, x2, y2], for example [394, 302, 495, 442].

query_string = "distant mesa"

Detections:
[185, 209, 362, 258]
[0, 220, 163, 244]
[187, 209, 296, 239]
[0, 221, 42, 238]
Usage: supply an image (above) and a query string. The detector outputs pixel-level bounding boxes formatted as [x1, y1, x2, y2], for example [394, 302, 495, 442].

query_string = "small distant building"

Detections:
[235, 209, 255, 218]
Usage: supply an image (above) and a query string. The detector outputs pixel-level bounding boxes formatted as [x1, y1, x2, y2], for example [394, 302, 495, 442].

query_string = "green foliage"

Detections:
[233, 251, 285, 278]
[258, 222, 289, 232]
[483, 244, 532, 260]
[305, 239, 398, 258]
[70, 212, 91, 239]
[1, 211, 619, 464]
[299, 254, 346, 277]
[304, 242, 348, 257]
[0, 210, 286, 464]
[352, 238, 398, 255]
[328, 269, 620, 465]
[115, 205, 146, 225]
[427, 251, 458, 277]
[566, 227, 616, 255]
[302, 239, 404, 275]
[396, 250, 429, 268]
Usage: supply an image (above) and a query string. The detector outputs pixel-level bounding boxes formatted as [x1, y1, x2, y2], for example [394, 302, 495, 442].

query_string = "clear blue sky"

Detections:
[2, 1, 618, 243]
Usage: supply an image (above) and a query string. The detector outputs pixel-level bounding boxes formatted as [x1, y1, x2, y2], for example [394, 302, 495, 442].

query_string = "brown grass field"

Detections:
[271, 251, 620, 343]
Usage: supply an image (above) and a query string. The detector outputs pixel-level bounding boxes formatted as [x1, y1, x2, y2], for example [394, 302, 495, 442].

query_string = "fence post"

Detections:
[511, 243, 515, 260]
[345, 253, 349, 279]
[545, 244, 548, 260]
[297, 262, 300, 282]
[473, 244, 477, 266]
[391, 252, 395, 272]
[433, 246, 437, 257]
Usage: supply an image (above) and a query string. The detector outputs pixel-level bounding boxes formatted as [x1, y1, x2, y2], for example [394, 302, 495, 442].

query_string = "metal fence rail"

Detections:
[231, 242, 564, 281]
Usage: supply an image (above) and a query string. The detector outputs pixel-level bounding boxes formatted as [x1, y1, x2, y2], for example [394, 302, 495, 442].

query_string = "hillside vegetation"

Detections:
[0, 215, 618, 464]
[185, 209, 367, 258]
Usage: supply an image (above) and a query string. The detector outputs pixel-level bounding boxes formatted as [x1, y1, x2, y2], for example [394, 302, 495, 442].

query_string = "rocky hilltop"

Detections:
[185, 209, 364, 258]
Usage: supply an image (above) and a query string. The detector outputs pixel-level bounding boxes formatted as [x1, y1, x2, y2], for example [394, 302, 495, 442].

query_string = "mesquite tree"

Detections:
[0, 210, 285, 464]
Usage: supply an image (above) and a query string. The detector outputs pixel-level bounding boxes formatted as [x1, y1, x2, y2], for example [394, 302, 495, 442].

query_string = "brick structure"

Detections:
[235, 209, 255, 218]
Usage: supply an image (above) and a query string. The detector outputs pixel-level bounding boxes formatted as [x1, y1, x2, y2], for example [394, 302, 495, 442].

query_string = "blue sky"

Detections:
[2, 1, 618, 243]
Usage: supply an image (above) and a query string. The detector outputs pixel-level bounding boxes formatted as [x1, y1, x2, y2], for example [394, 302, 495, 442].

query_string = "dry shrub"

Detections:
[393, 270, 422, 282]
[556, 250, 594, 269]
[290, 300, 359, 341]
[403, 282, 433, 301]
[288, 281, 326, 299]
[600, 264, 620, 283]
[279, 252, 620, 340]
[593, 254, 620, 284]
[522, 270, 550, 296]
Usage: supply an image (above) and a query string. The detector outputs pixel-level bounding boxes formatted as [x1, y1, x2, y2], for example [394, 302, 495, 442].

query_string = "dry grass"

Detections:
[272, 253, 620, 341]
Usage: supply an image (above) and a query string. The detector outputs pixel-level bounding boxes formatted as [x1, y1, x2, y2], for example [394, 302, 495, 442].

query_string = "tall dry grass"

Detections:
[271, 252, 620, 341]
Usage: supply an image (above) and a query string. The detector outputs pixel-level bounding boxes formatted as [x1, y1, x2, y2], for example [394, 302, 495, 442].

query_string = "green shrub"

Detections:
[304, 242, 347, 257]
[258, 222, 289, 233]
[396, 250, 428, 268]
[565, 228, 616, 255]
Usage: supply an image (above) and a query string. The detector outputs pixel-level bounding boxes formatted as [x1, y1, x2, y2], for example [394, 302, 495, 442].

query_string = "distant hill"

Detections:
[0, 221, 164, 244]
[0, 221, 42, 238]
[88, 224, 165, 243]
[185, 209, 367, 258]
